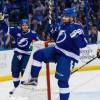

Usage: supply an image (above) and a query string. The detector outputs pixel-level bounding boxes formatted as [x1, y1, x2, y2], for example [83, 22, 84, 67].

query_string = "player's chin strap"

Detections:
[71, 56, 97, 74]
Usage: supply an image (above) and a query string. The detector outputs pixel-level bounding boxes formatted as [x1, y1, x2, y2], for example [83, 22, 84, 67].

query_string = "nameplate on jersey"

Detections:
[70, 29, 84, 38]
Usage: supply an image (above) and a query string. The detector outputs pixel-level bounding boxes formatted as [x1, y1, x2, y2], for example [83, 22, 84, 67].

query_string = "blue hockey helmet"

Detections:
[62, 8, 77, 17]
[20, 19, 29, 25]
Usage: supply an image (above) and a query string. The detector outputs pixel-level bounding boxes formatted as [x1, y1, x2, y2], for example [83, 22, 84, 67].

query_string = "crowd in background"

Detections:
[0, 0, 100, 49]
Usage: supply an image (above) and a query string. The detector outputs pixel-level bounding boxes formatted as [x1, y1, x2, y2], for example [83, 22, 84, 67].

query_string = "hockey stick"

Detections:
[48, 0, 52, 24]
[71, 56, 97, 74]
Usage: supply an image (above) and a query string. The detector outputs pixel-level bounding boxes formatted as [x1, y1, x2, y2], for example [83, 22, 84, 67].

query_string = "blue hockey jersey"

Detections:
[9, 27, 39, 55]
[54, 23, 87, 62]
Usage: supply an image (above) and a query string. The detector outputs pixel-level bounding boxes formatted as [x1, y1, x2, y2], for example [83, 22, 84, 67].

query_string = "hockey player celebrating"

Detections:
[23, 8, 87, 100]
[8, 19, 39, 94]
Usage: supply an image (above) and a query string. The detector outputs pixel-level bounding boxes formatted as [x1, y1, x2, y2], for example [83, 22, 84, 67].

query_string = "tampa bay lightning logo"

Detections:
[56, 30, 66, 43]
[18, 38, 28, 47]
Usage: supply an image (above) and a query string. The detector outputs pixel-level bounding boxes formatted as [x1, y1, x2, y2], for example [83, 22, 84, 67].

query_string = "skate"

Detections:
[21, 77, 38, 86]
[9, 88, 16, 95]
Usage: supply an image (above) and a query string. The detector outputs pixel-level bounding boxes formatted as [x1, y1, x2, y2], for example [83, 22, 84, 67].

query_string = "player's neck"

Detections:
[22, 29, 30, 34]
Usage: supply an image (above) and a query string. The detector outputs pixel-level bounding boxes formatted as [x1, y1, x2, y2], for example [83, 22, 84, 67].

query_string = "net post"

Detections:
[45, 42, 51, 100]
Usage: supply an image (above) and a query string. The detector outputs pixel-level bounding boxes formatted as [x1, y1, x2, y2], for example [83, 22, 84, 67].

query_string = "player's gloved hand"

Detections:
[97, 49, 100, 58]
[48, 23, 60, 33]
[48, 24, 54, 33]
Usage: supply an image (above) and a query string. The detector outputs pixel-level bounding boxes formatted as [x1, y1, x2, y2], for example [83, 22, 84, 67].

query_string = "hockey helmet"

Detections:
[21, 19, 29, 25]
[62, 8, 77, 17]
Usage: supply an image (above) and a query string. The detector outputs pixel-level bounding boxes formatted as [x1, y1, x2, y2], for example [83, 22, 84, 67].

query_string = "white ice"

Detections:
[1, 70, 100, 100]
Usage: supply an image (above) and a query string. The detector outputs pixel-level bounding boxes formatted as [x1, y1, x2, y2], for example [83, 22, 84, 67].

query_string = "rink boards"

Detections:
[0, 43, 100, 82]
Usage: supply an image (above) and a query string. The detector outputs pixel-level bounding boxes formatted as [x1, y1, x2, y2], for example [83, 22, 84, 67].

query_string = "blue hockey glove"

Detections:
[54, 23, 60, 32]
[48, 23, 60, 33]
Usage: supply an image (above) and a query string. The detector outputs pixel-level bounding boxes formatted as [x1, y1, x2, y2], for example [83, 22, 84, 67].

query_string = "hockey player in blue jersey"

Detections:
[23, 8, 87, 100]
[8, 19, 39, 94]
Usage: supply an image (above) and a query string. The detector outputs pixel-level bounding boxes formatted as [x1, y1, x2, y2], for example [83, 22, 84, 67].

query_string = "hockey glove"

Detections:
[48, 23, 60, 33]
[97, 49, 100, 58]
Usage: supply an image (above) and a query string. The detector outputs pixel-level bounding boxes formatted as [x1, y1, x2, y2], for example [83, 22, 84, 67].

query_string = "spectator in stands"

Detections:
[31, 0, 45, 31]
[89, 25, 98, 43]
[8, 0, 20, 23]
[96, 10, 100, 30]
[1, 0, 100, 48]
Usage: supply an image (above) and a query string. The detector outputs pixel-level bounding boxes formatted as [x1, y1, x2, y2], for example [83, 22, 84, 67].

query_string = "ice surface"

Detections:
[1, 70, 100, 100]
